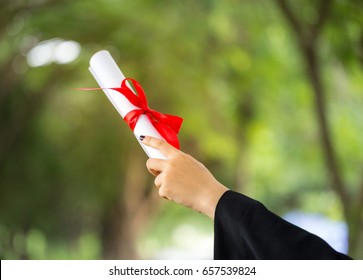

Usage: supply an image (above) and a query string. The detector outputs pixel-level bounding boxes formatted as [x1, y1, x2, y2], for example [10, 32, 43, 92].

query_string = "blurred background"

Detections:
[1, 0, 363, 259]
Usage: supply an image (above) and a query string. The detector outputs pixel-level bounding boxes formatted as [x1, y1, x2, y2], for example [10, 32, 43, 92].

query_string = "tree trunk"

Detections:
[100, 196, 139, 259]
[302, 45, 350, 213]
[274, 0, 363, 258]
[301, 44, 363, 257]
[100, 149, 160, 259]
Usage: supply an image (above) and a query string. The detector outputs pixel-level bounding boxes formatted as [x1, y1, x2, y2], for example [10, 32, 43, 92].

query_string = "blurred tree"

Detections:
[0, 0, 362, 260]
[0, 0, 162, 259]
[274, 0, 363, 257]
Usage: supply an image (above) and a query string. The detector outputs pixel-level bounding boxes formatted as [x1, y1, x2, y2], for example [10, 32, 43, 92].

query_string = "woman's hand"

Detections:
[141, 136, 228, 220]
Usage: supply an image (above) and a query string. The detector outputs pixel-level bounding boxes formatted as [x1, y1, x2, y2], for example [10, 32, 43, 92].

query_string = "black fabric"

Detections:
[214, 190, 352, 260]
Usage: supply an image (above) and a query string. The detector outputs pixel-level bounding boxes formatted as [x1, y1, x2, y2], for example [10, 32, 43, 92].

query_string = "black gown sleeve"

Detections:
[213, 190, 352, 260]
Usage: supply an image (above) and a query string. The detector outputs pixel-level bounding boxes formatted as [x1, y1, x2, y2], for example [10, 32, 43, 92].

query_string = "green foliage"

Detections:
[1, 0, 362, 259]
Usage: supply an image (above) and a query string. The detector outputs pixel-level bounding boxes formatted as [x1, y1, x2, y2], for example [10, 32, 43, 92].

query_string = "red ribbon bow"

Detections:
[110, 78, 183, 149]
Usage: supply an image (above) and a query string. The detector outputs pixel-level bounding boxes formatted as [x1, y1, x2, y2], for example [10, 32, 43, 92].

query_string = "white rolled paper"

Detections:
[89, 50, 167, 159]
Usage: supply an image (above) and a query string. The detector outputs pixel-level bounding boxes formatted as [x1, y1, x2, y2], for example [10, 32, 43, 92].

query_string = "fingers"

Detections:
[154, 173, 163, 188]
[140, 136, 179, 158]
[146, 158, 166, 190]
[146, 158, 168, 199]
[142, 136, 181, 201]
[154, 174, 170, 200]
[150, 165, 167, 200]
[146, 158, 167, 175]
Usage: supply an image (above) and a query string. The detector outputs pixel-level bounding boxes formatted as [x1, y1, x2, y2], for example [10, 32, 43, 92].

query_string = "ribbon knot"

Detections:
[111, 78, 183, 149]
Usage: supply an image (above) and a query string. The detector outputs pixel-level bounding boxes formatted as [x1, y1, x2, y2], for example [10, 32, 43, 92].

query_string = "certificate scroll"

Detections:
[89, 50, 167, 159]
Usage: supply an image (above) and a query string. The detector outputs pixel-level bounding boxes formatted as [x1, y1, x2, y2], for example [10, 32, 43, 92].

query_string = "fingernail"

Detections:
[139, 135, 145, 141]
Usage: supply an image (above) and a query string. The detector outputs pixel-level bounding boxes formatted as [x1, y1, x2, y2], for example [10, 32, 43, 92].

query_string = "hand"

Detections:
[141, 136, 228, 219]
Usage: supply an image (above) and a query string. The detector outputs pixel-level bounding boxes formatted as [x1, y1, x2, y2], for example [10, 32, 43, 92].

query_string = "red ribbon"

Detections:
[108, 78, 183, 149]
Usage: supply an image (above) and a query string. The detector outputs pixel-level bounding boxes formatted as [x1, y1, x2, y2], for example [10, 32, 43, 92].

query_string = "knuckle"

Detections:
[168, 153, 185, 167]
[154, 138, 166, 149]
[159, 187, 167, 199]
[163, 171, 172, 183]
[154, 175, 162, 187]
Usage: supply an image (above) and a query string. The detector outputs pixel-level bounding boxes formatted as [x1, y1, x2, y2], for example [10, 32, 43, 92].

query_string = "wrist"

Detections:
[201, 182, 229, 220]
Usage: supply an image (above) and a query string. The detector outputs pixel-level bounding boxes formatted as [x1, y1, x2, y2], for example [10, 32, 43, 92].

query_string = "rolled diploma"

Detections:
[89, 50, 167, 159]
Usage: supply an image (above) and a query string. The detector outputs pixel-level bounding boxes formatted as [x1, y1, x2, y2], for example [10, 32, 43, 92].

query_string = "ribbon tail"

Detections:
[152, 121, 180, 149]
[148, 109, 183, 134]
